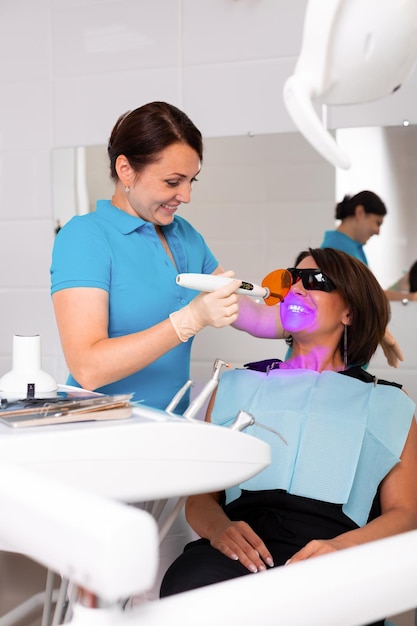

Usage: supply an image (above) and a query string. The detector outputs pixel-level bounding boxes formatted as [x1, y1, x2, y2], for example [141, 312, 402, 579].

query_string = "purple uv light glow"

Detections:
[279, 293, 318, 334]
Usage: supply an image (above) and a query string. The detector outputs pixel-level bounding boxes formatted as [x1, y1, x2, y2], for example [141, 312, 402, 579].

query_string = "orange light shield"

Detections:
[262, 269, 292, 306]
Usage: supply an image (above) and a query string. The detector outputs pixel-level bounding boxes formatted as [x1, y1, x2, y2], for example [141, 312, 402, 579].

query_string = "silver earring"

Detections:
[343, 323, 348, 369]
[124, 186, 130, 193]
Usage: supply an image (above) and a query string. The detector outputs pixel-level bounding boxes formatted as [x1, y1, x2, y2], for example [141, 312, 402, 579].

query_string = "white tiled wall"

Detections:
[0, 0, 416, 397]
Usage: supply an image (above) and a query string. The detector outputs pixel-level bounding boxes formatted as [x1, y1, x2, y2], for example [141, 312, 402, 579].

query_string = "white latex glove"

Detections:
[170, 274, 241, 342]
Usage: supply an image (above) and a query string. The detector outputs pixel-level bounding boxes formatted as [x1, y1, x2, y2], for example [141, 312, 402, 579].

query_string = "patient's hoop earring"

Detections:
[343, 323, 348, 369]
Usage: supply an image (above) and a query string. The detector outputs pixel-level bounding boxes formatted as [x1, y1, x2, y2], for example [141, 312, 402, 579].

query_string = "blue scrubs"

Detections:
[50, 200, 218, 412]
[321, 230, 368, 265]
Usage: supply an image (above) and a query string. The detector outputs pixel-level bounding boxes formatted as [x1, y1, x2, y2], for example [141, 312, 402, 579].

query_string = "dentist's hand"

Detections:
[170, 271, 241, 342]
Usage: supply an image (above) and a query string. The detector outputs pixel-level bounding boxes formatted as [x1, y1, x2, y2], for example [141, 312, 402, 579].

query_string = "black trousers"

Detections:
[160, 490, 385, 626]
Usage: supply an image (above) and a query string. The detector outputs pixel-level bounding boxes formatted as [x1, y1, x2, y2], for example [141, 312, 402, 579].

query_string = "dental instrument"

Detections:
[176, 269, 292, 306]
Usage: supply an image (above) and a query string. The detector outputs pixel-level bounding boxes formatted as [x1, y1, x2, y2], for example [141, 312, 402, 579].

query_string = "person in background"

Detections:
[321, 190, 387, 266]
[324, 191, 417, 304]
[160, 248, 417, 626]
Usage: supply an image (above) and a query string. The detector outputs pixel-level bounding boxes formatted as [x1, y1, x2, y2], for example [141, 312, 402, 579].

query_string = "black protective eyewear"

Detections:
[286, 268, 336, 292]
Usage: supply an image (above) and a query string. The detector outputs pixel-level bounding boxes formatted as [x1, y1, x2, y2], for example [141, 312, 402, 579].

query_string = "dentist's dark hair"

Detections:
[107, 101, 203, 182]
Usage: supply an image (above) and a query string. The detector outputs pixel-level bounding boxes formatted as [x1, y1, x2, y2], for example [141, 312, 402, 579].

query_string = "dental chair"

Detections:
[3, 446, 417, 626]
[2, 375, 416, 626]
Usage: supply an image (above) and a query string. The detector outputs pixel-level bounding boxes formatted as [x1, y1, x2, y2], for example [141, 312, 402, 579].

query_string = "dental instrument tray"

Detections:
[0, 390, 133, 428]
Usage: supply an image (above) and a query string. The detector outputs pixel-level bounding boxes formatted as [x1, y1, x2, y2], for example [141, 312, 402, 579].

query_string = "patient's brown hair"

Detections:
[295, 247, 390, 367]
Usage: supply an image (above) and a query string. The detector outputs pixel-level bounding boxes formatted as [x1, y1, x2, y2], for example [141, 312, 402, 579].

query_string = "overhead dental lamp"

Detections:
[283, 0, 417, 168]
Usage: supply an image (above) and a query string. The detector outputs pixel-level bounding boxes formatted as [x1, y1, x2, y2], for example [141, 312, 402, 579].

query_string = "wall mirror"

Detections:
[52, 125, 417, 289]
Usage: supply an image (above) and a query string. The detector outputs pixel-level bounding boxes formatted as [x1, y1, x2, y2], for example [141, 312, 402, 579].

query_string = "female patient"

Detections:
[160, 248, 417, 625]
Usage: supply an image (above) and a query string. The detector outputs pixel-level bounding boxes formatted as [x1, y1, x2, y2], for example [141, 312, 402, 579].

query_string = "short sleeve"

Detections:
[50, 216, 112, 294]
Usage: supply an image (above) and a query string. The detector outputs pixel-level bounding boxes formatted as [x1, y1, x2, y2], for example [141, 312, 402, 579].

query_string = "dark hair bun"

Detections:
[335, 191, 387, 220]
[335, 195, 352, 220]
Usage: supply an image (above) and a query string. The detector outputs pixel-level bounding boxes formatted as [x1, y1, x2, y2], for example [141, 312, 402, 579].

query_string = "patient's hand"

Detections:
[285, 537, 343, 564]
[210, 519, 274, 573]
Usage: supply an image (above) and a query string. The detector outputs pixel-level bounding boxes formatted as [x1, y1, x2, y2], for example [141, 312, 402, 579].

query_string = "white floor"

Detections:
[0, 552, 48, 626]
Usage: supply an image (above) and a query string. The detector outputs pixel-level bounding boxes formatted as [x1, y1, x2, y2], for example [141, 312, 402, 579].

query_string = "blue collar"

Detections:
[95, 199, 178, 236]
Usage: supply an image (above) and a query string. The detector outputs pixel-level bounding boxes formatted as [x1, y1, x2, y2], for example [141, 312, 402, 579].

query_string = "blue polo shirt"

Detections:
[321, 230, 368, 265]
[50, 200, 218, 412]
